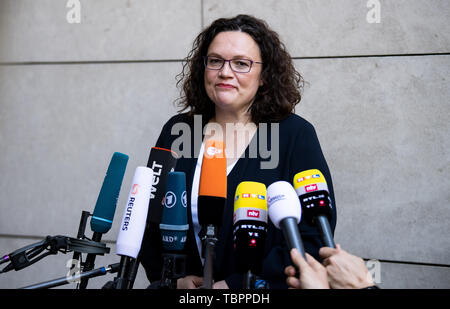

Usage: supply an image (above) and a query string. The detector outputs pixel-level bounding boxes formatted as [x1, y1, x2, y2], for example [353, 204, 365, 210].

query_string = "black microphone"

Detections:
[232, 181, 268, 289]
[267, 181, 306, 259]
[78, 152, 129, 289]
[197, 140, 227, 289]
[147, 147, 179, 226]
[126, 146, 178, 289]
[293, 169, 335, 248]
[156, 171, 189, 289]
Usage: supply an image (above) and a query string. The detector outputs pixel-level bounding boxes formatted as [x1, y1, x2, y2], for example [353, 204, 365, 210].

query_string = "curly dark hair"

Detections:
[176, 14, 304, 124]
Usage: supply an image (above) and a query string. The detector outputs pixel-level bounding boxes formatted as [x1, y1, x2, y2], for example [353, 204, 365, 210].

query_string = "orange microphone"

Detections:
[197, 139, 227, 289]
[197, 140, 227, 227]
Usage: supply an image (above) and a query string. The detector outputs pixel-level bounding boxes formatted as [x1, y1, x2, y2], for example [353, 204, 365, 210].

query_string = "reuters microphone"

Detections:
[267, 181, 306, 259]
[293, 169, 335, 249]
[197, 140, 227, 289]
[125, 146, 179, 289]
[233, 181, 268, 289]
[114, 166, 153, 289]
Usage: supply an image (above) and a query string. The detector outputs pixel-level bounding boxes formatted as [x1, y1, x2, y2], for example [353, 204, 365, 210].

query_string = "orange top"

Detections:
[199, 140, 227, 198]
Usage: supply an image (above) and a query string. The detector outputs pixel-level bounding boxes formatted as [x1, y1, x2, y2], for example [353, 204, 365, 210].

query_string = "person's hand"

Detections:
[319, 244, 374, 289]
[284, 248, 330, 289]
[177, 275, 203, 289]
[213, 280, 229, 289]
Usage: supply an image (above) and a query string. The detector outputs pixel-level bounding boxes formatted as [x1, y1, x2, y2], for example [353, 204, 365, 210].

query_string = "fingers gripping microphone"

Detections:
[113, 166, 153, 289]
[158, 172, 189, 288]
[233, 182, 268, 289]
[197, 140, 227, 289]
[267, 181, 306, 259]
[79, 152, 129, 289]
[293, 169, 335, 248]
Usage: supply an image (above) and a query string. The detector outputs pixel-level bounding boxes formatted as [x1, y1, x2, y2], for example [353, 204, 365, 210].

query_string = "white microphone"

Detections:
[114, 166, 153, 289]
[267, 181, 306, 258]
[116, 166, 153, 258]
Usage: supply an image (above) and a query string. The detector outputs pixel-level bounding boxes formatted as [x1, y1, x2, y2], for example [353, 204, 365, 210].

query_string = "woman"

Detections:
[141, 14, 336, 289]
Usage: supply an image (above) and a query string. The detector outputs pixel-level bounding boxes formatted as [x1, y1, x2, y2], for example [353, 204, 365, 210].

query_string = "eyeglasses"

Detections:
[203, 56, 263, 73]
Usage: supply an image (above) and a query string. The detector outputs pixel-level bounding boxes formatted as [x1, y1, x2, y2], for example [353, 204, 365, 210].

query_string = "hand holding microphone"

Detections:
[284, 249, 330, 289]
[285, 244, 376, 289]
[319, 244, 375, 289]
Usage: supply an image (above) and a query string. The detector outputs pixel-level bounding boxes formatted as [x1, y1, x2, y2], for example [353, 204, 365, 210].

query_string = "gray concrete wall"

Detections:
[0, 0, 449, 289]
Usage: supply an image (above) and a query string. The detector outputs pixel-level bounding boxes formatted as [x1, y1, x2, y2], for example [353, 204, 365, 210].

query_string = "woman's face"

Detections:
[204, 31, 263, 116]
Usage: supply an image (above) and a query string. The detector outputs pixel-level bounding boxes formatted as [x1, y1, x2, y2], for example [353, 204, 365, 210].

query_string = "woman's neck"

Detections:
[206, 107, 257, 167]
[212, 106, 253, 127]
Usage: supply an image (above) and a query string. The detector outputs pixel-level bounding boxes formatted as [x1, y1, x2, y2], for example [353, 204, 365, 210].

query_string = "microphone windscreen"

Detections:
[199, 140, 226, 198]
[116, 167, 153, 258]
[267, 181, 301, 229]
[146, 147, 178, 225]
[233, 181, 268, 224]
[91, 152, 129, 234]
[197, 140, 227, 226]
[293, 169, 332, 222]
[293, 169, 329, 195]
[160, 172, 189, 251]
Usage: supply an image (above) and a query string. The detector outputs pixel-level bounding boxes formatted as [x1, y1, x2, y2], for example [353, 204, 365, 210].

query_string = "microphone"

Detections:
[197, 140, 227, 289]
[198, 140, 227, 227]
[78, 152, 129, 289]
[114, 166, 153, 289]
[147, 147, 179, 226]
[157, 172, 189, 288]
[293, 169, 335, 248]
[267, 181, 306, 259]
[160, 172, 189, 252]
[126, 146, 178, 289]
[233, 181, 268, 289]
[90, 152, 129, 234]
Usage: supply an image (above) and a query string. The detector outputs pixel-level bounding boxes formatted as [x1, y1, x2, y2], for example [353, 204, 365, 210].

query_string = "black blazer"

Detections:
[140, 112, 337, 289]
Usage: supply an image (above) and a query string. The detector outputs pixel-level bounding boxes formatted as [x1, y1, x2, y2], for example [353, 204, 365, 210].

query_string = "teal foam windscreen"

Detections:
[90, 152, 129, 233]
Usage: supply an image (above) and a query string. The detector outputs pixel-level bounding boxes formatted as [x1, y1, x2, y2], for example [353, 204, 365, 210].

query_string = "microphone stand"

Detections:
[21, 263, 120, 289]
[201, 224, 218, 289]
[114, 256, 132, 289]
[160, 253, 186, 289]
[78, 232, 102, 289]
[147, 253, 187, 289]
[243, 270, 256, 289]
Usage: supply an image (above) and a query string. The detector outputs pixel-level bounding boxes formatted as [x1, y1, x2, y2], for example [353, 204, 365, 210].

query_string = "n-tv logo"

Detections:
[305, 184, 318, 192]
[247, 210, 260, 218]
